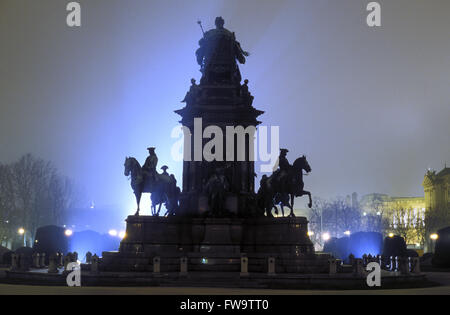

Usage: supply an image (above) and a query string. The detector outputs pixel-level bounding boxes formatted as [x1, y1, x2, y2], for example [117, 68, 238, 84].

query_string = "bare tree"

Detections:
[424, 206, 450, 251]
[0, 154, 77, 248]
[308, 196, 362, 248]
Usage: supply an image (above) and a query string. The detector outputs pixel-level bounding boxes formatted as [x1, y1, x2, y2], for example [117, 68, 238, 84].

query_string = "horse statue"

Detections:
[258, 155, 312, 217]
[124, 157, 179, 216]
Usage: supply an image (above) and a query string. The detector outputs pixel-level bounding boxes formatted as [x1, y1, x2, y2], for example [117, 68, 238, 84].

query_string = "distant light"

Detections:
[322, 232, 330, 241]
[108, 229, 118, 237]
[344, 230, 351, 236]
[388, 233, 394, 238]
[430, 233, 439, 240]
[65, 229, 73, 237]
[90, 201, 95, 209]
[18, 228, 25, 235]
[201, 258, 208, 264]
[376, 211, 381, 216]
[307, 231, 314, 237]
[363, 212, 367, 216]
[119, 231, 126, 239]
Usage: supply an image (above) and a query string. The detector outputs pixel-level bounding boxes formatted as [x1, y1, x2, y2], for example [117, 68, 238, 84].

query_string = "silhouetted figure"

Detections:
[241, 79, 254, 106]
[196, 17, 250, 84]
[142, 147, 158, 183]
[181, 78, 198, 104]
[124, 152, 179, 216]
[258, 153, 312, 217]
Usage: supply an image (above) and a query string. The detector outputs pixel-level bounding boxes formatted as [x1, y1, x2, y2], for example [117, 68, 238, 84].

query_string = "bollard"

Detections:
[56, 253, 62, 267]
[19, 253, 30, 271]
[267, 257, 276, 275]
[153, 256, 161, 274]
[47, 254, 58, 273]
[10, 253, 18, 271]
[411, 257, 421, 274]
[362, 254, 368, 266]
[399, 257, 409, 275]
[353, 258, 365, 277]
[64, 254, 71, 271]
[240, 255, 249, 277]
[40, 253, 46, 267]
[348, 254, 355, 265]
[86, 251, 92, 264]
[32, 253, 39, 268]
[91, 254, 99, 274]
[328, 258, 337, 275]
[180, 257, 188, 276]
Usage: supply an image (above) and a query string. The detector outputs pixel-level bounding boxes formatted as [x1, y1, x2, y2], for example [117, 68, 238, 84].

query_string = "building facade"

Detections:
[423, 167, 450, 211]
[358, 167, 450, 249]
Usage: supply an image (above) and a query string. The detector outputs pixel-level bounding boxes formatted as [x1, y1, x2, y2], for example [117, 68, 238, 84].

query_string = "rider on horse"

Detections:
[273, 148, 291, 190]
[142, 147, 158, 184]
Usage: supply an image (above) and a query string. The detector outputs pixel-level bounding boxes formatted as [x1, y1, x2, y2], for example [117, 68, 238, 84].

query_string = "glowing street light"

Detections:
[322, 232, 330, 241]
[18, 228, 25, 247]
[344, 230, 351, 236]
[64, 229, 73, 237]
[119, 231, 126, 239]
[430, 233, 439, 240]
[388, 233, 394, 238]
[108, 229, 118, 237]
[307, 231, 314, 237]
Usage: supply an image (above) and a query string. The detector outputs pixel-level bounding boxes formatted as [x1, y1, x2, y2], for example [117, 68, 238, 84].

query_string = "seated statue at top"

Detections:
[196, 17, 250, 85]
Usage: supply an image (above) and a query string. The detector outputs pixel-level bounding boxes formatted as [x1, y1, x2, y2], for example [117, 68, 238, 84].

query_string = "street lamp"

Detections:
[64, 229, 73, 237]
[344, 230, 351, 236]
[430, 233, 439, 240]
[388, 233, 394, 238]
[108, 229, 118, 237]
[18, 228, 25, 247]
[322, 232, 330, 242]
[430, 233, 439, 253]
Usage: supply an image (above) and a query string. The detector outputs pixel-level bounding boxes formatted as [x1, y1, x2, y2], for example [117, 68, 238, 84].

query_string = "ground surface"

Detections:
[0, 271, 449, 295]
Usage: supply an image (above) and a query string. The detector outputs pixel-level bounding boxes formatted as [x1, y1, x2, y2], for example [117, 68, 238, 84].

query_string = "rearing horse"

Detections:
[124, 157, 175, 216]
[260, 155, 312, 217]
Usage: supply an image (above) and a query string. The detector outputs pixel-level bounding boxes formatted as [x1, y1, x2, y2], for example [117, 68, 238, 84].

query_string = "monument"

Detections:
[102, 17, 329, 274]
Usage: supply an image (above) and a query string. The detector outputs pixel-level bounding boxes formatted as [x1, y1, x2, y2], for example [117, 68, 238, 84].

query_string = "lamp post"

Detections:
[18, 227, 25, 247]
[430, 233, 439, 253]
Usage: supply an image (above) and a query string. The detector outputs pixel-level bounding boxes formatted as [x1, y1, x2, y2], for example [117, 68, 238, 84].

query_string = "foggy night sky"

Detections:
[1, 0, 449, 217]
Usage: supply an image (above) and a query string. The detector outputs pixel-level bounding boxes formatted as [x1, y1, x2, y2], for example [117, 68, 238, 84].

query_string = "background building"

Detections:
[423, 167, 450, 211]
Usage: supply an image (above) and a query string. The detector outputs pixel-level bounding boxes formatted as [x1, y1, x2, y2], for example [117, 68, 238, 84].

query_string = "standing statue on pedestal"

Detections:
[124, 148, 181, 217]
[196, 17, 250, 84]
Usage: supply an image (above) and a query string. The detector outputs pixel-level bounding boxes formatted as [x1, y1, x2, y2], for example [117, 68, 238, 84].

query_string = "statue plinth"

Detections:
[101, 215, 326, 273]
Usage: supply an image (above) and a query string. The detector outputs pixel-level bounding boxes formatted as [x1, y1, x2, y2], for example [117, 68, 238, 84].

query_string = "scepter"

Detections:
[197, 20, 205, 36]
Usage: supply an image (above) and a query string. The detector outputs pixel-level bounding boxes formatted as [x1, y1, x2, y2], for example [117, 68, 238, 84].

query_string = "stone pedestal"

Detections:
[102, 215, 329, 274]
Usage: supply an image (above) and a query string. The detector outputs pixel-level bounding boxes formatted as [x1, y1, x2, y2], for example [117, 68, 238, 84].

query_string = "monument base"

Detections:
[101, 215, 330, 274]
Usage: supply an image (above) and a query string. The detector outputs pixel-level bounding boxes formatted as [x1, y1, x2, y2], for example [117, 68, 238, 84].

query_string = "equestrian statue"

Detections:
[258, 149, 312, 217]
[124, 147, 180, 216]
